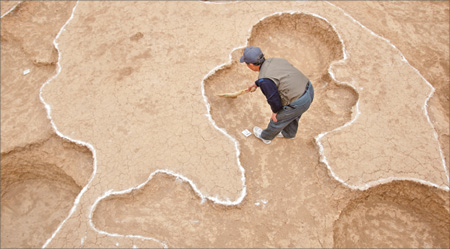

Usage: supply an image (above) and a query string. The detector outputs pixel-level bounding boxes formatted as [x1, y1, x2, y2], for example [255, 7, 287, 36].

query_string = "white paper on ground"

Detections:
[241, 129, 252, 137]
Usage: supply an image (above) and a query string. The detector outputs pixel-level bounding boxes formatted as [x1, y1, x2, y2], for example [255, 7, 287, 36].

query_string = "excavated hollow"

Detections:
[2, 2, 449, 248]
[333, 180, 450, 248]
[92, 13, 356, 248]
[1, 2, 93, 248]
[0, 135, 93, 248]
[92, 12, 450, 248]
[205, 13, 352, 138]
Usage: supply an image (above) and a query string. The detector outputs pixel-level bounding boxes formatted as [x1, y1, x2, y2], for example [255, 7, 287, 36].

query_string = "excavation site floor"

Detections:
[1, 1, 449, 248]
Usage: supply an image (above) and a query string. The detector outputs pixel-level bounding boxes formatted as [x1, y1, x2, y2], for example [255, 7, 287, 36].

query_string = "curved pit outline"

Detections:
[88, 168, 246, 248]
[332, 179, 450, 248]
[0, 1, 23, 18]
[38, 0, 246, 247]
[37, 1, 164, 248]
[201, 7, 449, 192]
[316, 2, 449, 191]
[37, 2, 449, 248]
[38, 2, 98, 248]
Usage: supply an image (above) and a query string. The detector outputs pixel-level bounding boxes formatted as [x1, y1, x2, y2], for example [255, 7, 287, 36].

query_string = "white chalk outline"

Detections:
[86, 38, 250, 249]
[39, 2, 98, 248]
[38, 1, 167, 247]
[202, 0, 232, 5]
[38, 2, 449, 248]
[251, 7, 449, 192]
[36, 1, 166, 248]
[36, 1, 178, 248]
[88, 166, 246, 248]
[39, 1, 246, 247]
[201, 47, 248, 206]
[315, 2, 449, 191]
[254, 9, 449, 192]
[89, 182, 168, 248]
[1, 0, 22, 19]
[204, 8, 448, 193]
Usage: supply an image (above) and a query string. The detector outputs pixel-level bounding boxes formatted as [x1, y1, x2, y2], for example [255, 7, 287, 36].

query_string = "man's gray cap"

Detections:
[240, 46, 264, 64]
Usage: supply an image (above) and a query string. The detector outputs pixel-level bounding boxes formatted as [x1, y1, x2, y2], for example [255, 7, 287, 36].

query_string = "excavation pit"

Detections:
[3, 2, 448, 248]
[1, 136, 93, 248]
[204, 13, 357, 139]
[333, 180, 450, 248]
[91, 13, 361, 248]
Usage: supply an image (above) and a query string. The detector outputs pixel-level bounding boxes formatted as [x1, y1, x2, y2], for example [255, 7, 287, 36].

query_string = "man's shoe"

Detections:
[253, 126, 271, 144]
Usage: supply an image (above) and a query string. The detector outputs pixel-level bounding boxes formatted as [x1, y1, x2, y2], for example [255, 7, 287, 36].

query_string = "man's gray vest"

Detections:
[258, 58, 309, 106]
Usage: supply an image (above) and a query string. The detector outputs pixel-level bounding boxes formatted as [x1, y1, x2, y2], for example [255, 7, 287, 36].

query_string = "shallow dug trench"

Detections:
[91, 12, 449, 248]
[205, 13, 352, 138]
[1, 2, 93, 248]
[1, 135, 93, 248]
[334, 180, 450, 248]
[92, 13, 355, 248]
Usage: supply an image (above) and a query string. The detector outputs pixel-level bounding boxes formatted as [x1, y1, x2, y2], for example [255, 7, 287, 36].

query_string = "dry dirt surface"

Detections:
[1, 1, 449, 248]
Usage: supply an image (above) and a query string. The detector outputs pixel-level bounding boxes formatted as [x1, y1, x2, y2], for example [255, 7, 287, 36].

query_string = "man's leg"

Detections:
[281, 116, 301, 138]
[261, 109, 300, 140]
[262, 83, 314, 140]
[260, 82, 314, 141]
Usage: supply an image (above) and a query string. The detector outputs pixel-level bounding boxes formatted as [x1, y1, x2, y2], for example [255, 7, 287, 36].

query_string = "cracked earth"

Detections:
[1, 1, 449, 248]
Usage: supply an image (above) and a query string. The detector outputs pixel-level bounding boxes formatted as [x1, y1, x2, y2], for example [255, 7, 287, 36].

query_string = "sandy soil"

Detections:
[1, 1, 449, 248]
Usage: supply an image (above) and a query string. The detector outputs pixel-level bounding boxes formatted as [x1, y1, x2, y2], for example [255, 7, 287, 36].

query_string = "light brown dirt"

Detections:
[333, 181, 449, 248]
[0, 1, 21, 18]
[1, 2, 93, 248]
[333, 1, 450, 174]
[327, 0, 449, 189]
[1, 134, 93, 247]
[1, 1, 76, 152]
[1, 1, 449, 248]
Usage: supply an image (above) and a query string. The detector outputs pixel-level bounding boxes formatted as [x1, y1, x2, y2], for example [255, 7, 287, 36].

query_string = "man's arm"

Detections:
[255, 78, 283, 114]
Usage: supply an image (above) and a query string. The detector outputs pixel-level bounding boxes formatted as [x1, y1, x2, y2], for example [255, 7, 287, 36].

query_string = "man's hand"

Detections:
[271, 112, 278, 122]
[248, 83, 257, 92]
